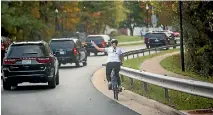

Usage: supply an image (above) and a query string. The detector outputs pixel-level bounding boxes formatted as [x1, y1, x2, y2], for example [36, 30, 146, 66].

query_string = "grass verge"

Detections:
[115, 35, 142, 42]
[160, 54, 213, 83]
[123, 48, 179, 69]
[122, 49, 213, 110]
[119, 42, 144, 47]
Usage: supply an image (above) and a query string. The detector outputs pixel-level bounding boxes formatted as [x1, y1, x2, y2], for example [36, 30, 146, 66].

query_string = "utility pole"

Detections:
[179, 1, 185, 72]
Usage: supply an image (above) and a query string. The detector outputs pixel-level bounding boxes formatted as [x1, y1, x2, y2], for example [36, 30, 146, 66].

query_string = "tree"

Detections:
[1, 1, 46, 41]
[119, 1, 145, 36]
[149, 1, 213, 77]
[181, 1, 213, 76]
[78, 1, 127, 34]
[145, 1, 178, 29]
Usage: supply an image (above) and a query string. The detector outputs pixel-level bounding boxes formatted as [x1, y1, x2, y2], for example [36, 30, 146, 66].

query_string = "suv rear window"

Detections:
[7, 44, 45, 58]
[50, 40, 74, 49]
[149, 33, 166, 39]
[86, 37, 104, 43]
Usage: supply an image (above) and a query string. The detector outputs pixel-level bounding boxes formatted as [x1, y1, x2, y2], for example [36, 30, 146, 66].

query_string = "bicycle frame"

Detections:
[102, 64, 119, 100]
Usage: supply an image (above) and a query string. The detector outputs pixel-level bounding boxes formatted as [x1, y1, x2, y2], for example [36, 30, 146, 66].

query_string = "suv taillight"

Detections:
[3, 59, 16, 65]
[1, 43, 5, 50]
[73, 48, 78, 55]
[36, 57, 53, 63]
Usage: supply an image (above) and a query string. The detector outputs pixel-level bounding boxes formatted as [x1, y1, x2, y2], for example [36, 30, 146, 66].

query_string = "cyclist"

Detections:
[91, 39, 124, 91]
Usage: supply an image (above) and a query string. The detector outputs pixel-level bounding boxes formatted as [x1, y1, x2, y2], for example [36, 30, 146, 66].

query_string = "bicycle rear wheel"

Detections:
[113, 86, 118, 100]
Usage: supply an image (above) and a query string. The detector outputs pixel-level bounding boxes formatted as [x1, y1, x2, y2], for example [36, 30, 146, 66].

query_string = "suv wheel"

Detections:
[83, 61, 87, 66]
[56, 71, 59, 85]
[173, 40, 177, 49]
[87, 52, 90, 56]
[48, 74, 56, 88]
[3, 80, 11, 90]
[11, 83, 18, 87]
[75, 61, 80, 67]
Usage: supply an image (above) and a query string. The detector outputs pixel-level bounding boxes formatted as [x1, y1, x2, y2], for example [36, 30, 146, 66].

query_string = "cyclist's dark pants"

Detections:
[106, 62, 121, 86]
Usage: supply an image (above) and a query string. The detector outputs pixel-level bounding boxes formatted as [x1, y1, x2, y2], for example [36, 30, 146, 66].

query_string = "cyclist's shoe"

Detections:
[108, 82, 112, 90]
[118, 86, 122, 92]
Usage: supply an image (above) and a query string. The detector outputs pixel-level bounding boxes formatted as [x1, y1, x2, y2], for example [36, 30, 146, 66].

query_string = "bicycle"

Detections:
[102, 64, 120, 100]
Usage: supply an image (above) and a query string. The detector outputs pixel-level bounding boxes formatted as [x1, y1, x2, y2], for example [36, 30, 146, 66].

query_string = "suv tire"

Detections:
[87, 52, 90, 56]
[83, 61, 87, 66]
[3, 80, 11, 90]
[48, 75, 56, 89]
[75, 61, 80, 67]
[56, 71, 59, 85]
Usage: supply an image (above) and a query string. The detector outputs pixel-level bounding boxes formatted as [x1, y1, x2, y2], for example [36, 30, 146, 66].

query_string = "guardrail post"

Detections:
[149, 49, 151, 55]
[164, 88, 169, 100]
[143, 51, 144, 56]
[127, 55, 129, 60]
[133, 54, 135, 58]
[155, 47, 157, 54]
[129, 78, 134, 87]
[120, 74, 124, 82]
[137, 53, 139, 57]
[143, 82, 148, 93]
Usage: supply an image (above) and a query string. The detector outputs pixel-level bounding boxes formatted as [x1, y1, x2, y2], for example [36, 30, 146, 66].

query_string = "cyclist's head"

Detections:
[111, 39, 118, 48]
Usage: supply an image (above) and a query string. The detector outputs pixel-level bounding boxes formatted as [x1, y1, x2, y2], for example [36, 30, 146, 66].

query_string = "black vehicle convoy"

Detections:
[85, 35, 111, 56]
[2, 41, 59, 90]
[49, 38, 87, 67]
[144, 32, 177, 49]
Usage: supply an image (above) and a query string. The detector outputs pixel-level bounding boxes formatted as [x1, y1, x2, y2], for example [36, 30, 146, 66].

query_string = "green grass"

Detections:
[115, 35, 143, 43]
[123, 49, 179, 69]
[119, 42, 144, 47]
[122, 49, 213, 110]
[160, 54, 213, 83]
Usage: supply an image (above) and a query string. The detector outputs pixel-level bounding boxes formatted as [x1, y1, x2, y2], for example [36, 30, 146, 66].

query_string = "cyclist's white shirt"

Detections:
[104, 47, 123, 63]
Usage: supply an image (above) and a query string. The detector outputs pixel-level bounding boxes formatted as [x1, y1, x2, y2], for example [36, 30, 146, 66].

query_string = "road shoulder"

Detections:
[91, 68, 183, 115]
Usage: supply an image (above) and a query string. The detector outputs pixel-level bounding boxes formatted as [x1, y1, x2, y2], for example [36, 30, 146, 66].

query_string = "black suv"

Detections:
[2, 41, 59, 90]
[49, 38, 87, 67]
[85, 36, 108, 56]
[144, 32, 177, 48]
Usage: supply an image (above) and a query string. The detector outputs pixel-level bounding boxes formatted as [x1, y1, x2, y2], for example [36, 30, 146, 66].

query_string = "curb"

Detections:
[91, 67, 186, 115]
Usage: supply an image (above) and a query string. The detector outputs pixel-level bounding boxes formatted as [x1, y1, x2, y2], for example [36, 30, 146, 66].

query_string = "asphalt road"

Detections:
[1, 44, 145, 115]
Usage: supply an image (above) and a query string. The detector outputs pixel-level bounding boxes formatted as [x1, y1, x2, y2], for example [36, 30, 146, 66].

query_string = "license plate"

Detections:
[60, 51, 65, 54]
[22, 60, 31, 64]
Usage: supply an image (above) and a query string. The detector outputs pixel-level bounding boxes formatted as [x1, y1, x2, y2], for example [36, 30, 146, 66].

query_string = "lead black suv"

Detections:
[2, 41, 59, 90]
[85, 36, 109, 56]
[49, 38, 87, 67]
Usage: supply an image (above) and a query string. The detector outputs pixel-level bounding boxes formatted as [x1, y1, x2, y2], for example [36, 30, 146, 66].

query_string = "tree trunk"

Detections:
[130, 27, 134, 36]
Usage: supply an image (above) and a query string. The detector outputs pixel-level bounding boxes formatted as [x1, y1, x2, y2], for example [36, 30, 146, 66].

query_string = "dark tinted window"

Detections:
[86, 37, 104, 43]
[50, 40, 74, 49]
[149, 33, 166, 39]
[7, 44, 45, 58]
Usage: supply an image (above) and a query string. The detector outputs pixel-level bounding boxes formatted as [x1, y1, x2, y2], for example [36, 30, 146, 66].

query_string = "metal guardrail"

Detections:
[120, 44, 213, 99]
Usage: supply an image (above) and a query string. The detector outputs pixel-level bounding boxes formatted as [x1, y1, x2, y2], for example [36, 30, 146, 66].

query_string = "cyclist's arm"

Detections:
[120, 54, 124, 65]
[119, 49, 124, 65]
[91, 41, 105, 52]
